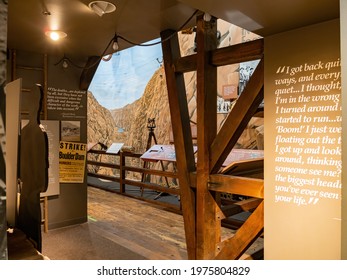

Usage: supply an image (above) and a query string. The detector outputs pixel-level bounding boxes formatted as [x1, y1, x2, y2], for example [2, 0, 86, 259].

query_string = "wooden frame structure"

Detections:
[161, 14, 264, 259]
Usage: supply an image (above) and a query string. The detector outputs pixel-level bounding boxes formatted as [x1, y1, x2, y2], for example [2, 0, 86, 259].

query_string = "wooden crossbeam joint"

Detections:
[215, 200, 264, 260]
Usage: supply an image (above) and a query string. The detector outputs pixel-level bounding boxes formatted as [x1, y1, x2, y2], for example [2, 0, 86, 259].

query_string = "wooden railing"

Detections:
[87, 149, 181, 212]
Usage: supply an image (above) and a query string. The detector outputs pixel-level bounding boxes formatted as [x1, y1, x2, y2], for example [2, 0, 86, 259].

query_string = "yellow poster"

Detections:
[59, 141, 86, 183]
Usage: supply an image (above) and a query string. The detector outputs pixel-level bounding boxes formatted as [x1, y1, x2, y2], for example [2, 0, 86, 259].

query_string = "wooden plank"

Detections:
[209, 174, 264, 198]
[174, 39, 264, 73]
[174, 54, 196, 73]
[211, 39, 264, 67]
[195, 15, 220, 260]
[215, 200, 264, 259]
[221, 158, 263, 178]
[234, 198, 262, 211]
[87, 172, 120, 183]
[161, 29, 197, 259]
[119, 152, 125, 193]
[220, 198, 262, 219]
[123, 179, 180, 195]
[87, 187, 187, 260]
[87, 160, 120, 169]
[210, 59, 264, 173]
[124, 165, 177, 178]
[88, 184, 181, 213]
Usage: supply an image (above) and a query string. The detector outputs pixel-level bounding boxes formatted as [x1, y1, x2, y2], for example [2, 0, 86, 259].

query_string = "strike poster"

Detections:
[59, 141, 86, 183]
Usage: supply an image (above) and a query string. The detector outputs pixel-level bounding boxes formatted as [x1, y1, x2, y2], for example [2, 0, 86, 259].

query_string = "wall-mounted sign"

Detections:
[222, 84, 238, 100]
[59, 141, 86, 183]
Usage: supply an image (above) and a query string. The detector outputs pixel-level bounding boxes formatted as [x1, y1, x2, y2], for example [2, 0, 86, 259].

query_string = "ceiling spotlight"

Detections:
[89, 1, 116, 17]
[45, 30, 67, 41]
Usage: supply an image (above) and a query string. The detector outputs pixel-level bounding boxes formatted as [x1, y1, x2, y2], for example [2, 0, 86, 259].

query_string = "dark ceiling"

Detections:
[7, 0, 340, 58]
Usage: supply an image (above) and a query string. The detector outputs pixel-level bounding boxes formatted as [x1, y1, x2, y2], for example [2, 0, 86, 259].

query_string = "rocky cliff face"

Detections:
[87, 92, 119, 146]
[111, 67, 171, 153]
[87, 66, 173, 181]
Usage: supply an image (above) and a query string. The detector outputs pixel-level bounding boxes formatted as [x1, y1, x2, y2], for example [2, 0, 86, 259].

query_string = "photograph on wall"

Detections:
[61, 120, 81, 142]
[59, 141, 86, 183]
[239, 60, 259, 95]
[217, 98, 232, 113]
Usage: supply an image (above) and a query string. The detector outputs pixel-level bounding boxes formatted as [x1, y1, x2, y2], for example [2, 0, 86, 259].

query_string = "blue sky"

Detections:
[88, 39, 163, 110]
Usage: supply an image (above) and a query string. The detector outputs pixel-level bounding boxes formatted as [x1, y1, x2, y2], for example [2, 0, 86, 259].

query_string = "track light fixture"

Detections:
[88, 1, 116, 17]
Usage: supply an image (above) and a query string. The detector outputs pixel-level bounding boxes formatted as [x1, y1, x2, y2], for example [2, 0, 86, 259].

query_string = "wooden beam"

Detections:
[161, 29, 197, 259]
[209, 174, 264, 198]
[211, 38, 264, 67]
[218, 198, 262, 226]
[195, 15, 220, 259]
[174, 39, 264, 73]
[210, 59, 264, 173]
[234, 198, 263, 212]
[174, 54, 196, 73]
[221, 159, 263, 178]
[215, 200, 264, 259]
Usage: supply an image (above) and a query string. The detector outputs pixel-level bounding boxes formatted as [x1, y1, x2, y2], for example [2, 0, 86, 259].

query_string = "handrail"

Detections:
[87, 149, 181, 212]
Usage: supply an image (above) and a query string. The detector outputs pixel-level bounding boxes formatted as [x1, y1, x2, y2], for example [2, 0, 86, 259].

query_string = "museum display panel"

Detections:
[265, 19, 342, 259]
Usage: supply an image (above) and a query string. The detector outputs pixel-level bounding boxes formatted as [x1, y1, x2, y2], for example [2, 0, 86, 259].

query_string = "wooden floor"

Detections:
[86, 186, 263, 260]
[13, 186, 263, 260]
[87, 186, 188, 259]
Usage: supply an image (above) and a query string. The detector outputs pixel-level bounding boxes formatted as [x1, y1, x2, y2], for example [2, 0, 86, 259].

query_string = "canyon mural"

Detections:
[87, 20, 264, 183]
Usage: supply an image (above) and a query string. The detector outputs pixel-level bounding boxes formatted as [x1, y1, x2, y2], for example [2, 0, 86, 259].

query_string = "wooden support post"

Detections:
[161, 29, 197, 259]
[215, 201, 264, 260]
[195, 14, 219, 259]
[119, 152, 125, 193]
[40, 196, 48, 233]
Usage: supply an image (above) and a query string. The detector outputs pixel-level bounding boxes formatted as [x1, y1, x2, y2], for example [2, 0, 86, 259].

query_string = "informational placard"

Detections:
[222, 84, 238, 100]
[59, 141, 87, 183]
[222, 149, 264, 167]
[141, 144, 198, 162]
[264, 19, 341, 259]
[141, 145, 177, 162]
[47, 87, 86, 116]
[106, 143, 124, 154]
